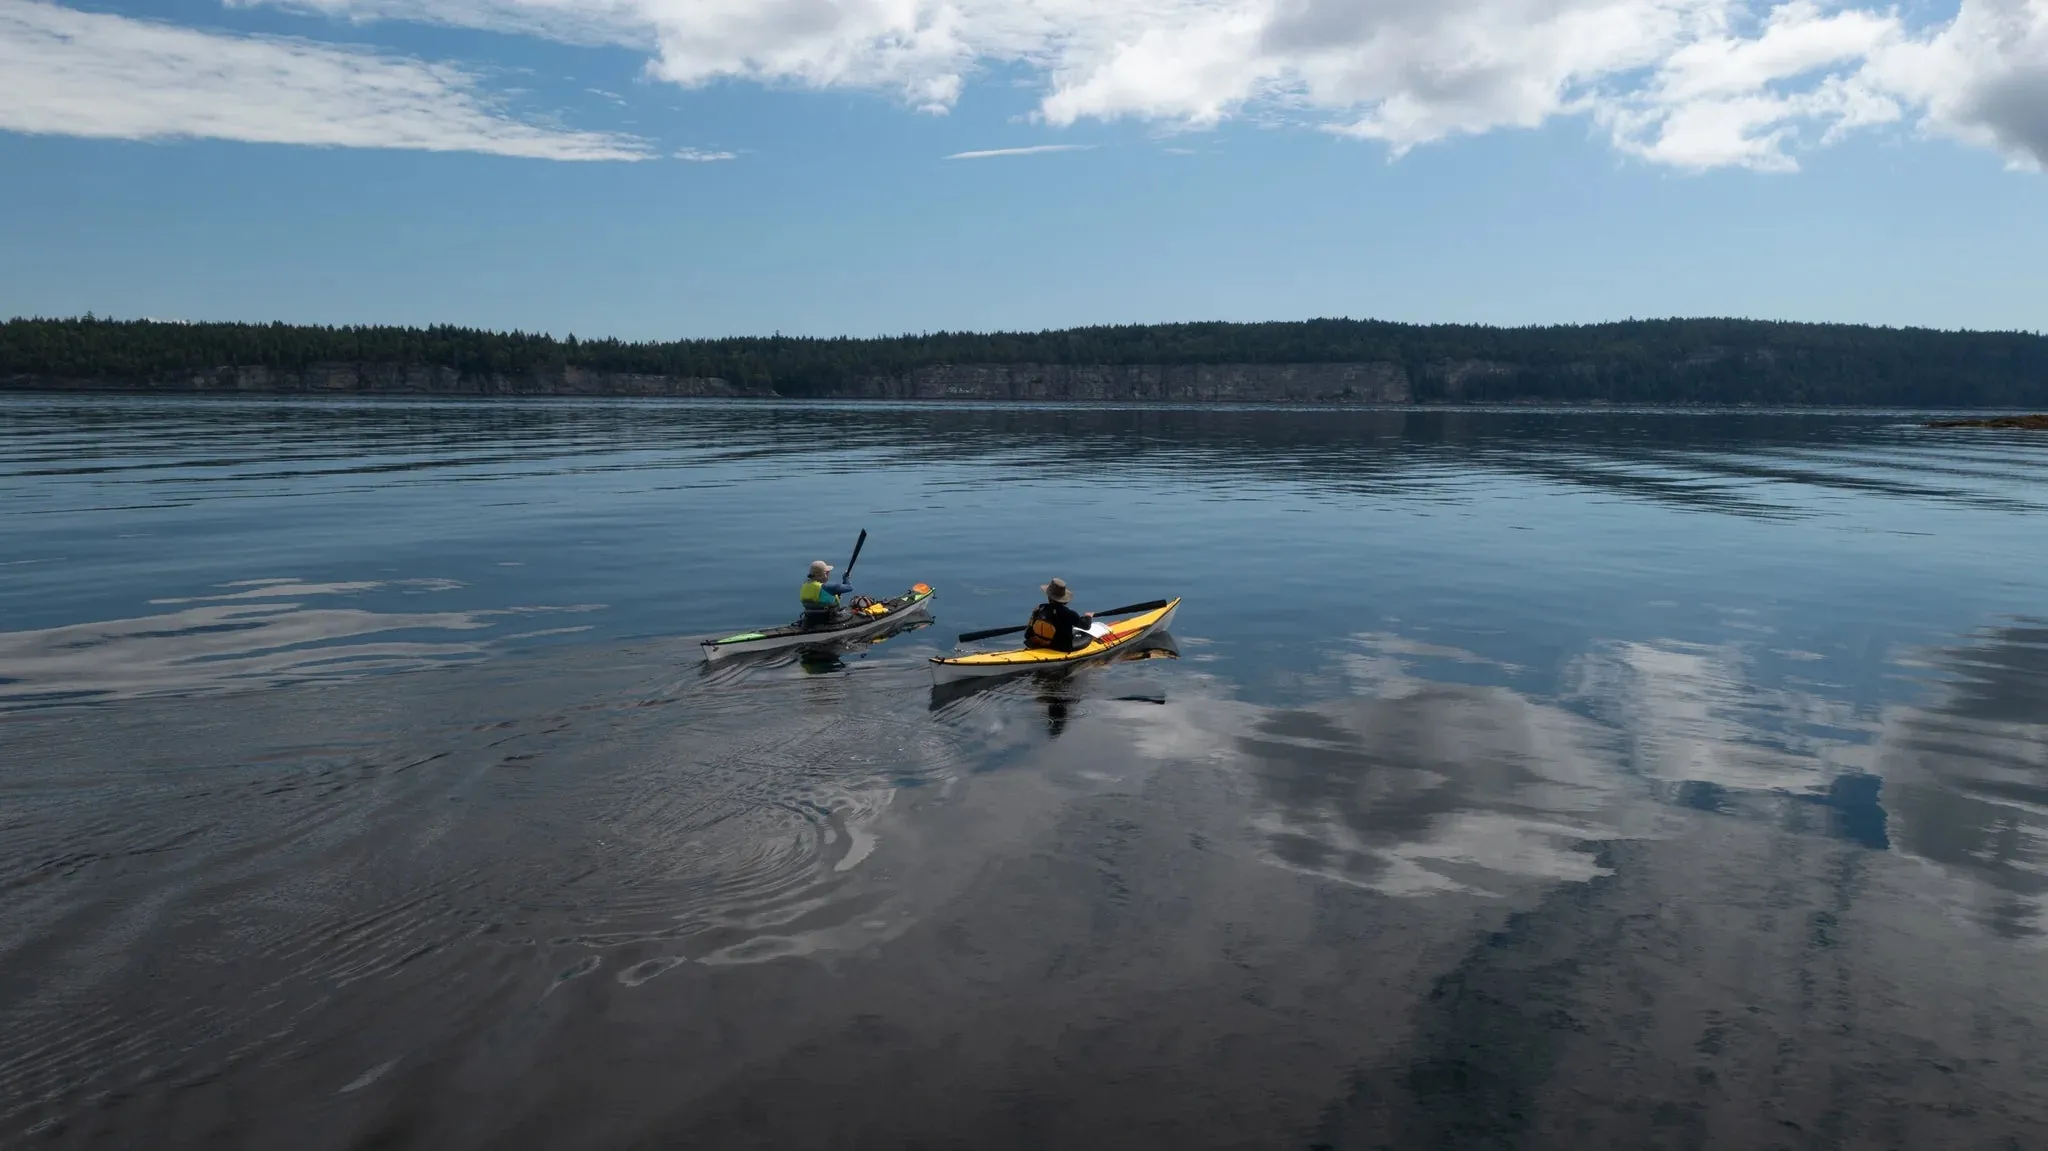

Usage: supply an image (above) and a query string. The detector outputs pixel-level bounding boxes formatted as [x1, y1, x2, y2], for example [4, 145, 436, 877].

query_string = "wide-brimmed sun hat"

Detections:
[1043, 578, 1072, 603]
[808, 560, 833, 580]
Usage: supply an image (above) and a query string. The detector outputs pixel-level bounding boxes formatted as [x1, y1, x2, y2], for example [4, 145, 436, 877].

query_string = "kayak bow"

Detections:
[703, 583, 934, 661]
[928, 597, 1180, 685]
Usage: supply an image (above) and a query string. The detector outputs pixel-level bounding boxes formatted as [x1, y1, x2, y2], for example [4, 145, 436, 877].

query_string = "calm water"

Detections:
[4, 396, 2048, 1149]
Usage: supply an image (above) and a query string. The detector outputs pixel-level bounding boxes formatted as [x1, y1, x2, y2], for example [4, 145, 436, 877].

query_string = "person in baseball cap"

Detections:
[799, 559, 855, 627]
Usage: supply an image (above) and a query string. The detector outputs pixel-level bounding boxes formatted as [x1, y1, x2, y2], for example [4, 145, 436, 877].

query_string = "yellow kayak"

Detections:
[929, 598, 1181, 684]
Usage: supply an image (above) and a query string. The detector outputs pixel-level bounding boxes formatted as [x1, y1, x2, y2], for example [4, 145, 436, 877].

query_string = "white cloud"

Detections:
[944, 143, 1094, 158]
[1866, 0, 2048, 170]
[105, 1, 2048, 171]
[674, 146, 737, 160]
[0, 0, 648, 159]
[1603, 1, 1913, 171]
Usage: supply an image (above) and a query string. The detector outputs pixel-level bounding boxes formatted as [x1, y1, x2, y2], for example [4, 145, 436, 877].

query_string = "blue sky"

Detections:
[0, 0, 2042, 340]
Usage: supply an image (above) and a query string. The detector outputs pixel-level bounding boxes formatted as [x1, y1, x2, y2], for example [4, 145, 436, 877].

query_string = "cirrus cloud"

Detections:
[945, 143, 1095, 158]
[0, 0, 650, 159]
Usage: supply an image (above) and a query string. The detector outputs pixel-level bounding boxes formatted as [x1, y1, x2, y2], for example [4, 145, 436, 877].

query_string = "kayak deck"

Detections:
[703, 584, 934, 660]
[929, 598, 1180, 683]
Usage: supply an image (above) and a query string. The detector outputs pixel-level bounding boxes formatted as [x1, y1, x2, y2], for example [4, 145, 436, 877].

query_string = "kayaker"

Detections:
[800, 560, 855, 627]
[1024, 578, 1096, 651]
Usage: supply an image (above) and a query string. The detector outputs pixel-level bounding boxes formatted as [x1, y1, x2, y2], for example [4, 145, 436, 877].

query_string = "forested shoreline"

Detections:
[4, 315, 2045, 407]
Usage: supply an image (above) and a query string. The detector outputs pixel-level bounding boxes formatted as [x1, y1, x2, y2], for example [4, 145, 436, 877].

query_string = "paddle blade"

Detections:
[843, 529, 868, 578]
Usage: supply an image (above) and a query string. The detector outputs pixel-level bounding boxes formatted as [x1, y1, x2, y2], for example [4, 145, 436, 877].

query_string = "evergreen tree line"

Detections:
[3, 315, 2044, 406]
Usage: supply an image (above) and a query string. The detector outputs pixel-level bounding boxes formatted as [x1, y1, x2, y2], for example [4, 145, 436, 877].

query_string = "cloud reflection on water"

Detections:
[0, 578, 600, 709]
[1235, 687, 1625, 897]
[1093, 620, 2048, 941]
[1878, 623, 2048, 939]
[1093, 634, 1640, 900]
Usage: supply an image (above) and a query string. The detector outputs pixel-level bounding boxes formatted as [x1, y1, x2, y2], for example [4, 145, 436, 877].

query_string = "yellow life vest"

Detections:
[1025, 605, 1061, 648]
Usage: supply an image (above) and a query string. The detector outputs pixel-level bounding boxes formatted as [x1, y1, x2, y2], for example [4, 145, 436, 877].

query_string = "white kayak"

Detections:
[702, 584, 934, 661]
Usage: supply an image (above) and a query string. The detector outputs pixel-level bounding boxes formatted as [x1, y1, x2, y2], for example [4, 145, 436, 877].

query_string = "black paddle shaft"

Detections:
[956, 599, 1170, 644]
[843, 529, 868, 581]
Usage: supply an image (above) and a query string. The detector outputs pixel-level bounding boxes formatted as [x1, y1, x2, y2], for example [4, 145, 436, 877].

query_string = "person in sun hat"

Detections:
[1024, 578, 1099, 651]
[799, 559, 856, 627]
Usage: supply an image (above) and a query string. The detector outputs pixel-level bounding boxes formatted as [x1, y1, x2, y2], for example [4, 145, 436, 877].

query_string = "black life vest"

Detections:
[1027, 603, 1080, 649]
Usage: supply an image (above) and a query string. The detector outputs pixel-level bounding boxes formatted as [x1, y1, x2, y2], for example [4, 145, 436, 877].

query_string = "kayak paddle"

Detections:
[843, 529, 868, 580]
[956, 599, 1170, 644]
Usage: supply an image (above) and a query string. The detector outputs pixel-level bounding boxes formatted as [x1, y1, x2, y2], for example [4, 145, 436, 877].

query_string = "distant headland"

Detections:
[1926, 414, 2048, 430]
[4, 315, 2046, 409]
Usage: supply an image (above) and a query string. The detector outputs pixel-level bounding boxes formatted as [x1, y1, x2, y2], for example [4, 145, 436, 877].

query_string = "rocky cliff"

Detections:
[4, 361, 1415, 403]
[840, 362, 1412, 403]
[0, 363, 758, 398]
